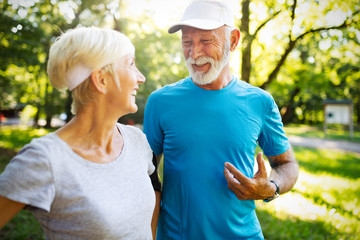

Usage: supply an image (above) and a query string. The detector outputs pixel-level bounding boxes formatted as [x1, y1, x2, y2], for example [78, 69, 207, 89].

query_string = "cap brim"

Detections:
[168, 19, 224, 33]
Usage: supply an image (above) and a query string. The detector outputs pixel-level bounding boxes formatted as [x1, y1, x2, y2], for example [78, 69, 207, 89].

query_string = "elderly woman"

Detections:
[0, 27, 159, 239]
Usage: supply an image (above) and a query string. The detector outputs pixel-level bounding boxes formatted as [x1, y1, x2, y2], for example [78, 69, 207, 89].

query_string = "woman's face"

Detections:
[110, 54, 145, 115]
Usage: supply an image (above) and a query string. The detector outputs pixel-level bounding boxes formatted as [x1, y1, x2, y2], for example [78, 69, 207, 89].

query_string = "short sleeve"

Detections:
[258, 94, 290, 156]
[0, 141, 55, 212]
[147, 149, 155, 176]
[143, 92, 164, 156]
[127, 124, 155, 176]
[139, 127, 155, 176]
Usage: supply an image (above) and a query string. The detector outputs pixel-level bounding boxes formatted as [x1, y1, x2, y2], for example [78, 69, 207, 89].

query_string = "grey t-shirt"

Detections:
[0, 123, 155, 240]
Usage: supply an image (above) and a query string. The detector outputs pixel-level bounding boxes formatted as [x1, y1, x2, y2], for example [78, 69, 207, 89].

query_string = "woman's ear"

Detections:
[90, 69, 107, 94]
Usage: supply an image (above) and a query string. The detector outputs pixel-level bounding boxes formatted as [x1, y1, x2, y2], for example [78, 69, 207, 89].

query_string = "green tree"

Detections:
[238, 0, 360, 124]
[119, 14, 189, 124]
[1, 0, 131, 127]
[0, 6, 46, 123]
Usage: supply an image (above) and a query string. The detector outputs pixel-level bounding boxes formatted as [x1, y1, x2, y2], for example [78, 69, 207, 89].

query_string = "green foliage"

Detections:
[0, 0, 124, 125]
[243, 0, 360, 124]
[119, 16, 188, 124]
[0, 13, 45, 69]
[268, 29, 360, 124]
[0, 11, 46, 109]
[1, 0, 188, 125]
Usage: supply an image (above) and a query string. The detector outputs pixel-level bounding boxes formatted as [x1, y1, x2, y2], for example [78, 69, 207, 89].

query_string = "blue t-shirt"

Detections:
[143, 77, 290, 240]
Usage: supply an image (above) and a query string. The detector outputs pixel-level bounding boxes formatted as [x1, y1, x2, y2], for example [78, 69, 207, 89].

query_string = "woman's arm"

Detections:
[151, 191, 161, 239]
[0, 196, 25, 229]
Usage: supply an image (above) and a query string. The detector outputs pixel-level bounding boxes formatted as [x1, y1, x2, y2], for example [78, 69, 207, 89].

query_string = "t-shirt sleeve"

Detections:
[0, 141, 55, 212]
[258, 93, 290, 156]
[136, 125, 156, 176]
[143, 92, 164, 156]
[146, 147, 155, 176]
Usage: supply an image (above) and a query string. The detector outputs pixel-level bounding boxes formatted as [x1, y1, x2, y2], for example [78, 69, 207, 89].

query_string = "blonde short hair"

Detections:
[47, 27, 135, 113]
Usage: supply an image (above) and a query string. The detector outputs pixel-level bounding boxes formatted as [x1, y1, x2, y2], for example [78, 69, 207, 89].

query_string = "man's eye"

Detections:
[182, 41, 192, 45]
[201, 39, 211, 44]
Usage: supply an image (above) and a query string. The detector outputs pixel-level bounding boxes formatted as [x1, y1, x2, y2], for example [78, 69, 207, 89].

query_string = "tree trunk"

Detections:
[357, 90, 360, 125]
[33, 104, 40, 128]
[240, 0, 251, 83]
[281, 86, 300, 124]
[44, 83, 53, 128]
[241, 37, 252, 83]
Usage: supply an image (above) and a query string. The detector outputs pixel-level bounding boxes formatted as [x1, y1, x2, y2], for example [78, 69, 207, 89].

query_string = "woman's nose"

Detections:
[137, 69, 146, 83]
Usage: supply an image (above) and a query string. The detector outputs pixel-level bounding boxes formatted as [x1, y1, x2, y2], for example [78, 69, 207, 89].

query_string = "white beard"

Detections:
[185, 41, 231, 85]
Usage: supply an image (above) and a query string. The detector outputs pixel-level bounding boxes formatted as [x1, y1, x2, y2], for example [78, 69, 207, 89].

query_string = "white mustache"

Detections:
[187, 57, 214, 66]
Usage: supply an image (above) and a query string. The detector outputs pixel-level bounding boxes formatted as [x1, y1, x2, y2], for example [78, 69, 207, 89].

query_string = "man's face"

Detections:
[181, 26, 230, 85]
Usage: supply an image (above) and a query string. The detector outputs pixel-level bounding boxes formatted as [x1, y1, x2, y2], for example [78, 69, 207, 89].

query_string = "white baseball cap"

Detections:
[168, 0, 235, 34]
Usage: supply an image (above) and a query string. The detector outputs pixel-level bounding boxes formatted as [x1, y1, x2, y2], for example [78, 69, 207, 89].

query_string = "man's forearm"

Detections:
[268, 147, 299, 194]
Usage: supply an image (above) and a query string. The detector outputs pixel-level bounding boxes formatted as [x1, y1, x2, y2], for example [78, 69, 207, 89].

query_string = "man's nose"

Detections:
[189, 42, 203, 60]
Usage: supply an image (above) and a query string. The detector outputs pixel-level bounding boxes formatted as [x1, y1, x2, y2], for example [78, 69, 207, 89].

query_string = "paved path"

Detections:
[288, 135, 360, 154]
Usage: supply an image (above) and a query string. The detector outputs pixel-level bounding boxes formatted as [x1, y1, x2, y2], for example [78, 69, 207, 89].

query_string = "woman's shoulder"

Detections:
[116, 123, 152, 157]
[116, 123, 145, 139]
[18, 132, 60, 154]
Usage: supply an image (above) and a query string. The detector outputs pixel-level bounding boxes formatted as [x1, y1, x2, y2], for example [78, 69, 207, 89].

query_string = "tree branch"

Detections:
[290, 0, 297, 22]
[68, 5, 83, 29]
[260, 10, 360, 89]
[253, 11, 281, 38]
[288, 0, 297, 38]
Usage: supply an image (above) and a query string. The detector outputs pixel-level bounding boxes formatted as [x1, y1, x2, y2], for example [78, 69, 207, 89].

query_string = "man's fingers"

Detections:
[256, 152, 266, 173]
[224, 162, 248, 183]
[224, 167, 238, 183]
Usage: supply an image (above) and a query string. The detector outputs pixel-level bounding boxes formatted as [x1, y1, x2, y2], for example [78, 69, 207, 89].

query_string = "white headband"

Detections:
[66, 64, 92, 91]
[65, 45, 135, 91]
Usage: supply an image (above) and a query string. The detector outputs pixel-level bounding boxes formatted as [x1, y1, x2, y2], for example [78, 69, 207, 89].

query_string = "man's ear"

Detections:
[230, 29, 240, 51]
[90, 69, 107, 94]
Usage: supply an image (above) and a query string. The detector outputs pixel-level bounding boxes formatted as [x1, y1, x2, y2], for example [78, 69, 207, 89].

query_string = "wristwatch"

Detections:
[263, 180, 280, 202]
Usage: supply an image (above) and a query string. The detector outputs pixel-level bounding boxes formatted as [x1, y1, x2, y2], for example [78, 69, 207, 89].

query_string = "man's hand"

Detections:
[223, 152, 276, 200]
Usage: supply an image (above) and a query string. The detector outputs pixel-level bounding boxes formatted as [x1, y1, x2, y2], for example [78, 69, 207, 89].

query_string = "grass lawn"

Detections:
[284, 123, 360, 143]
[257, 146, 360, 240]
[0, 125, 359, 239]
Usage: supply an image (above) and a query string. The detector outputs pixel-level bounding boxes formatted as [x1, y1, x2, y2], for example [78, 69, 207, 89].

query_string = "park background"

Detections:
[0, 0, 359, 239]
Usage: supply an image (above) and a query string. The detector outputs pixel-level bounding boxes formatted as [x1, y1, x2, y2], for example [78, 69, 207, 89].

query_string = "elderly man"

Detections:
[143, 0, 299, 239]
